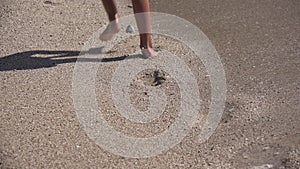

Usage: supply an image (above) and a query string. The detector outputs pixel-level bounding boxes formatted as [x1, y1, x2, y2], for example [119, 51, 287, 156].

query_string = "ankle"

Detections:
[109, 13, 119, 22]
[140, 45, 152, 50]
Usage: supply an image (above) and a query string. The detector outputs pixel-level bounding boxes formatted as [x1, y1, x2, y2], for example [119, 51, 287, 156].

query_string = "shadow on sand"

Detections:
[0, 47, 143, 71]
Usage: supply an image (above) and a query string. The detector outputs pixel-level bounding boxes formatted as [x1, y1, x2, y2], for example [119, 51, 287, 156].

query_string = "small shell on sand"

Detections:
[126, 25, 135, 33]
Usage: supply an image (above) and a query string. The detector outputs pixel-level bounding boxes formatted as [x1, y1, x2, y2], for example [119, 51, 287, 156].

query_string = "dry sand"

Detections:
[1, 0, 299, 168]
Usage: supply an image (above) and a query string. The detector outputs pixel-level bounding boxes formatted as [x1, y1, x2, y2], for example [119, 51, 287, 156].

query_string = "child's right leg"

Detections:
[100, 0, 121, 41]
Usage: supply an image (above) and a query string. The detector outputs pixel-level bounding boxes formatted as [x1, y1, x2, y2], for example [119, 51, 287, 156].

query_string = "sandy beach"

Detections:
[1, 0, 299, 168]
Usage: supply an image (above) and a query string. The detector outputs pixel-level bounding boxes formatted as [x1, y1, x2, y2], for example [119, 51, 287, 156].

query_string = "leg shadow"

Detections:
[0, 47, 143, 71]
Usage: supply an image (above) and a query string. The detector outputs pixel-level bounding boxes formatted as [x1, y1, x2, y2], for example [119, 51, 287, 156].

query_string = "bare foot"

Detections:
[141, 48, 159, 58]
[100, 20, 121, 41]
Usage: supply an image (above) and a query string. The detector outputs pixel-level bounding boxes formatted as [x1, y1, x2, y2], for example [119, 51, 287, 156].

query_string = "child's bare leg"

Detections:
[100, 0, 121, 41]
[132, 0, 158, 57]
